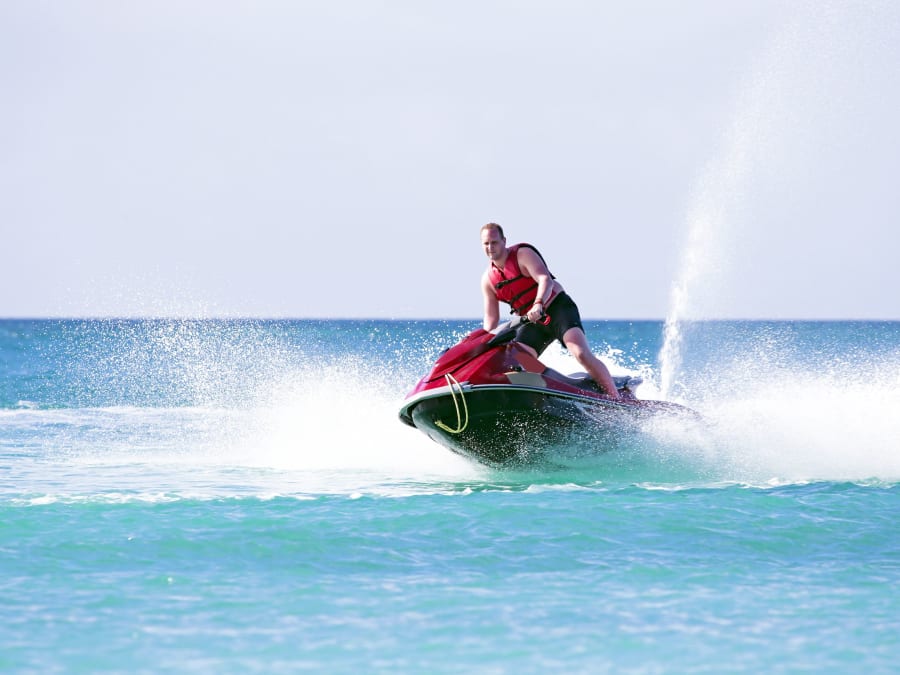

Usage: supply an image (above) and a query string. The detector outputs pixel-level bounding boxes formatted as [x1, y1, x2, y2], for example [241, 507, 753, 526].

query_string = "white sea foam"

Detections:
[536, 331, 900, 485]
[633, 340, 900, 485]
[241, 360, 478, 478]
[695, 368, 900, 483]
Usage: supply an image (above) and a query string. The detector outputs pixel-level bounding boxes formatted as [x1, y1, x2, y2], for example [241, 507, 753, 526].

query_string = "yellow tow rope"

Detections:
[435, 373, 469, 434]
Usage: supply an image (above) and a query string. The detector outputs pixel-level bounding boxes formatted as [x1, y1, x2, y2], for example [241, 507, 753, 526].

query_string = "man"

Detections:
[480, 222, 621, 400]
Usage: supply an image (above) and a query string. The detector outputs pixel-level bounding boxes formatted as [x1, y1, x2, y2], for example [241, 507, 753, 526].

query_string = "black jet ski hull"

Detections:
[401, 384, 670, 467]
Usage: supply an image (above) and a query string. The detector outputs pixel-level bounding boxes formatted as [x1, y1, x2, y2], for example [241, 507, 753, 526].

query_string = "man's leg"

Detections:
[562, 327, 621, 399]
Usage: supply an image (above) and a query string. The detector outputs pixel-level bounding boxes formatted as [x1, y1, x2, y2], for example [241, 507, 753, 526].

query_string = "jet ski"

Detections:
[398, 317, 694, 467]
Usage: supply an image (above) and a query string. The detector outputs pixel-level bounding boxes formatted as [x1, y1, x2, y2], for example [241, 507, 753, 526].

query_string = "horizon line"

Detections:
[1, 315, 898, 323]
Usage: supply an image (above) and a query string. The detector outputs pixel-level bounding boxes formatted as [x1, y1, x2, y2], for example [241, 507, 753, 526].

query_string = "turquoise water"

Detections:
[2, 319, 899, 672]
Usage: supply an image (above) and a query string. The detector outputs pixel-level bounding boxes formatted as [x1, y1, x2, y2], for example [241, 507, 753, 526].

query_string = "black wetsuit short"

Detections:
[515, 292, 585, 356]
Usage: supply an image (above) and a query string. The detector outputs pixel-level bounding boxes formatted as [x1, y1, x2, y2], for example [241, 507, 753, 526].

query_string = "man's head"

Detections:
[481, 222, 504, 239]
[480, 222, 507, 262]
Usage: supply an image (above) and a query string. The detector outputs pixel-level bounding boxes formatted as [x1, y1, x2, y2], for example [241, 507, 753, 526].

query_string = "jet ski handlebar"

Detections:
[486, 313, 544, 347]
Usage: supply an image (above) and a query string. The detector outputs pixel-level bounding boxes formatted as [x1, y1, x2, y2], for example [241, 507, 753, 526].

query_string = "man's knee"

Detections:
[567, 342, 588, 362]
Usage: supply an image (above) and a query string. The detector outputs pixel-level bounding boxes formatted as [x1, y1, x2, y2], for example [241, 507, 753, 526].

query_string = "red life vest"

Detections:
[488, 243, 554, 315]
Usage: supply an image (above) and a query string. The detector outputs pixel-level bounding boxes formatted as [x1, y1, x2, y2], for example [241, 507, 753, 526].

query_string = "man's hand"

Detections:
[525, 302, 544, 323]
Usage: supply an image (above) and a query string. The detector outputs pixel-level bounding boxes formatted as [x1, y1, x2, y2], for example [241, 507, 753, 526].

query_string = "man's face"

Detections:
[482, 228, 506, 262]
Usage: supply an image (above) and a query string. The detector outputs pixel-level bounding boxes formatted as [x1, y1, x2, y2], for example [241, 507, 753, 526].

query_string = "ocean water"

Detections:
[1, 318, 898, 672]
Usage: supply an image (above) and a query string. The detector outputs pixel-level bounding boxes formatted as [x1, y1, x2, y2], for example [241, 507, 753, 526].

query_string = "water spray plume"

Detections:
[656, 1, 890, 398]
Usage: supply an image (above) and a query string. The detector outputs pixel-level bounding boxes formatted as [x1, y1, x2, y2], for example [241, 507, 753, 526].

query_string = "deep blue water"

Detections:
[2, 319, 899, 672]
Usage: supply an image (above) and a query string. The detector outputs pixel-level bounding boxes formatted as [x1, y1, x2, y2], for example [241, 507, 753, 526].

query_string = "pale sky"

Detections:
[3, 1, 898, 319]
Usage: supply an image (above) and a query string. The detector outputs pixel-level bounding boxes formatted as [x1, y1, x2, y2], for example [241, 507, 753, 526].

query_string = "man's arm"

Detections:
[481, 272, 500, 331]
[517, 247, 553, 319]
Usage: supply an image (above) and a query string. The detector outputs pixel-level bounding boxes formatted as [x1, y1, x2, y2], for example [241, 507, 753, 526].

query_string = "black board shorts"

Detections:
[515, 292, 585, 356]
